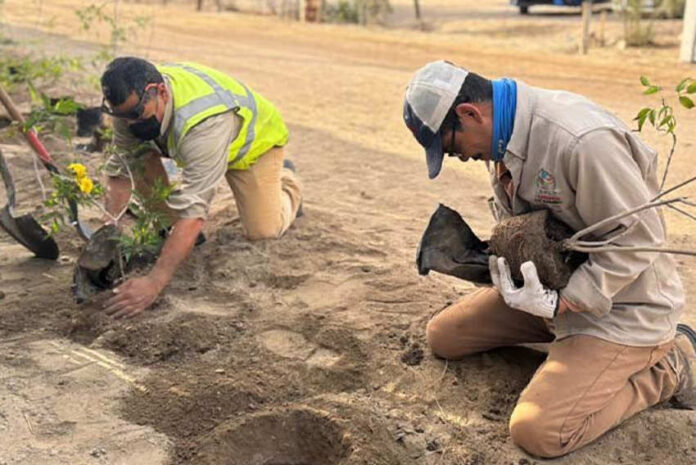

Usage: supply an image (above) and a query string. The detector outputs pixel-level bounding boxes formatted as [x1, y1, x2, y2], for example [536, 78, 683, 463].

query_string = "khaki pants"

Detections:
[225, 146, 302, 240]
[426, 288, 681, 458]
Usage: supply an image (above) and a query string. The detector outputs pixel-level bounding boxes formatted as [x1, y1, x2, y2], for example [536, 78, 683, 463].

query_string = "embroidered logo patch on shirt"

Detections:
[535, 169, 562, 205]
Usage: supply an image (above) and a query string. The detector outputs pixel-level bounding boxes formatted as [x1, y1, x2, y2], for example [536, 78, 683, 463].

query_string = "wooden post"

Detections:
[299, 0, 306, 21]
[579, 1, 592, 55]
[680, 0, 696, 63]
[599, 8, 607, 47]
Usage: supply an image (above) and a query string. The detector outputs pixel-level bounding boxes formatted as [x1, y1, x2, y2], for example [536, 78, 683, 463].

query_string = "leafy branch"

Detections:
[565, 76, 696, 257]
[24, 85, 83, 145]
[75, 2, 151, 62]
[635, 76, 695, 192]
[118, 177, 176, 262]
[43, 163, 104, 235]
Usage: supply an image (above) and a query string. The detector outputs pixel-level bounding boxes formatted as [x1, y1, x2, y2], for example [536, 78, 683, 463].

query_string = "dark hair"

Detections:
[441, 72, 493, 130]
[100, 57, 164, 106]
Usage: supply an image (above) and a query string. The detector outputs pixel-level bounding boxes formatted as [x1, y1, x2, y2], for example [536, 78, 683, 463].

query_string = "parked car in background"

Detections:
[510, 0, 685, 17]
[510, 0, 611, 15]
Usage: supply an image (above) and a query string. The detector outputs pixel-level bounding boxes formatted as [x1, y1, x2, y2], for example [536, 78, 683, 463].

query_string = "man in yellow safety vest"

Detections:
[99, 57, 302, 318]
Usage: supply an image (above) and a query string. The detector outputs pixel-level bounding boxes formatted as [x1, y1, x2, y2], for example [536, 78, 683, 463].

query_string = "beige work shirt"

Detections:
[490, 82, 684, 346]
[104, 78, 242, 219]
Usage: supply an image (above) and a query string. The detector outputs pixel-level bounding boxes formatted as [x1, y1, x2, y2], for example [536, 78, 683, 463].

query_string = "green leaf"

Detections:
[637, 111, 649, 131]
[40, 91, 51, 109]
[658, 115, 672, 128]
[27, 81, 39, 103]
[635, 107, 651, 120]
[687, 82, 696, 94]
[679, 96, 695, 109]
[643, 86, 660, 95]
[53, 98, 81, 115]
[640, 75, 651, 86]
[648, 109, 656, 125]
[676, 78, 690, 92]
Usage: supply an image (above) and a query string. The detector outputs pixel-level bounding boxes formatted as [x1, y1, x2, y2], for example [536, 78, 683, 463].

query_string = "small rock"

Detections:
[401, 343, 424, 366]
[426, 439, 440, 452]
[90, 448, 106, 458]
[215, 368, 225, 374]
[0, 291, 5, 300]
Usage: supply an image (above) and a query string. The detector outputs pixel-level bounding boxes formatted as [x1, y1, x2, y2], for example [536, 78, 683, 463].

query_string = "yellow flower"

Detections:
[78, 176, 94, 194]
[68, 163, 87, 179]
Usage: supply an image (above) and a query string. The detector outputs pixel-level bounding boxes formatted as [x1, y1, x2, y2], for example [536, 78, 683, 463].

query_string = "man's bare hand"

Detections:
[104, 275, 165, 319]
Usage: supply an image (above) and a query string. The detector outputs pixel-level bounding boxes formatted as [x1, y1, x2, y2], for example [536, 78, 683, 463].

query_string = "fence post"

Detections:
[680, 0, 696, 63]
[579, 1, 592, 55]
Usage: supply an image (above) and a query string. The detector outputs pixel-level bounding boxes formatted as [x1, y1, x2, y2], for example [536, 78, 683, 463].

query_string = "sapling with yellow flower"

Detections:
[43, 162, 104, 234]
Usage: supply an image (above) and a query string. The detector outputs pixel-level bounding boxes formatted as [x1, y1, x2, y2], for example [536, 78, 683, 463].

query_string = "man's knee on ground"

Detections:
[426, 316, 473, 360]
[509, 402, 563, 459]
[244, 222, 284, 241]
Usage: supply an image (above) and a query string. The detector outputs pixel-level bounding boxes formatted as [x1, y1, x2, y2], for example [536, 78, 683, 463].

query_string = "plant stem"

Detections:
[658, 131, 677, 193]
[652, 175, 696, 201]
[566, 244, 696, 257]
[568, 197, 686, 242]
[666, 204, 696, 222]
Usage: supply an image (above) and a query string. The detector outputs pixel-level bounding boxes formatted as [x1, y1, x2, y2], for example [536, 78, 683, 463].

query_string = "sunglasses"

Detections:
[101, 84, 158, 120]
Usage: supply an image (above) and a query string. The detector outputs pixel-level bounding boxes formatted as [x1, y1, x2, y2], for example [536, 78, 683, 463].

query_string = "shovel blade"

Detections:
[0, 206, 59, 259]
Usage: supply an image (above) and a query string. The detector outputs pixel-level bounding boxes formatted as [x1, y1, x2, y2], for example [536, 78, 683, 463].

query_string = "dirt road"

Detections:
[1, 1, 695, 464]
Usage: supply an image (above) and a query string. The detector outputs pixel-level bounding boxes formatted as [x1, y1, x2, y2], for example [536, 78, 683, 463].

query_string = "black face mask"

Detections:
[128, 115, 161, 141]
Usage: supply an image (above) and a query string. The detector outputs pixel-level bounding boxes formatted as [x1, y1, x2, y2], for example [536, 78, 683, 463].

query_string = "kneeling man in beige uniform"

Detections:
[404, 61, 696, 457]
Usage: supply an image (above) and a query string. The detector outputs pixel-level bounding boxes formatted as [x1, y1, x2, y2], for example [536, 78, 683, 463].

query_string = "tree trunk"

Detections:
[197, 0, 204, 11]
[413, 0, 420, 20]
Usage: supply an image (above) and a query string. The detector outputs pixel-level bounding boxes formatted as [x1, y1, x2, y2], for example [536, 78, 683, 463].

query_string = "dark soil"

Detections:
[401, 342, 424, 366]
[192, 407, 350, 465]
[489, 209, 585, 289]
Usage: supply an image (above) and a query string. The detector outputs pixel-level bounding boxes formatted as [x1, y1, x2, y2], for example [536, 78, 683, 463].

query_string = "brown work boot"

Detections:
[671, 324, 696, 409]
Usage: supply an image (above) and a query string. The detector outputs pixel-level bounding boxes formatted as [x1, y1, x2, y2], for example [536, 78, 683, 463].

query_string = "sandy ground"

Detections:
[1, 1, 696, 464]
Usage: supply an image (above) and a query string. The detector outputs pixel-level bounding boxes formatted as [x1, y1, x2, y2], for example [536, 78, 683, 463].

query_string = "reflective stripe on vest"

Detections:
[164, 63, 258, 165]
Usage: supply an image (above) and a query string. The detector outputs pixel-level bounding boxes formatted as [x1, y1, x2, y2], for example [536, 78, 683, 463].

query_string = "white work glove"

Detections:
[489, 255, 559, 319]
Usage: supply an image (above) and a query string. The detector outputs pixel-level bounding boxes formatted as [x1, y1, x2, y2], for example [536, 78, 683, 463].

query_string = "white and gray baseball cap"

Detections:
[403, 60, 469, 179]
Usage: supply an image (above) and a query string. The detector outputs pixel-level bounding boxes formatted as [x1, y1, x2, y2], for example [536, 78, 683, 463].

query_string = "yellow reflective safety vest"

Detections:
[156, 62, 289, 170]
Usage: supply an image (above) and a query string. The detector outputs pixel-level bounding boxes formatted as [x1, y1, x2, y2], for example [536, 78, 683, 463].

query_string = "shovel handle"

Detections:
[0, 84, 57, 169]
[0, 148, 16, 209]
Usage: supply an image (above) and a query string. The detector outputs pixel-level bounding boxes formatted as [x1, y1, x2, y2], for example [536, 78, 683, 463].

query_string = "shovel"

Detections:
[0, 84, 92, 242]
[0, 148, 59, 259]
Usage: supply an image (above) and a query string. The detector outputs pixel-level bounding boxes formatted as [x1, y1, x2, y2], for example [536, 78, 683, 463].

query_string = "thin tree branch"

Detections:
[653, 175, 696, 201]
[568, 197, 686, 242]
[659, 131, 677, 192]
[566, 244, 696, 257]
[666, 204, 696, 223]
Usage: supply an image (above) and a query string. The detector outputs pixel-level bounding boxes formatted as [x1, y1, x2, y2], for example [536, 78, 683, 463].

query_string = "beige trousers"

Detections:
[426, 287, 681, 458]
[225, 147, 302, 240]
